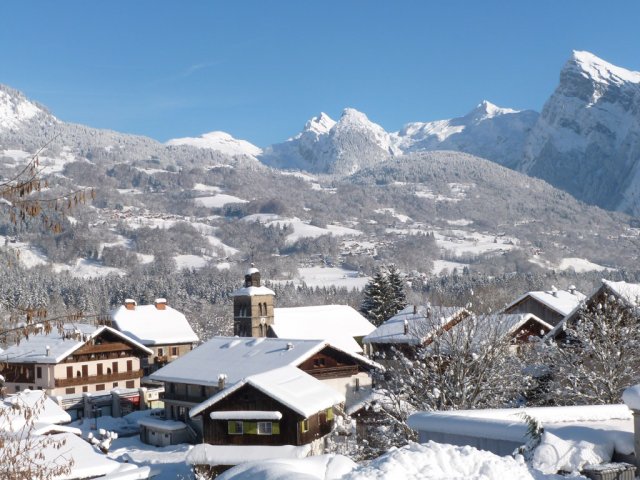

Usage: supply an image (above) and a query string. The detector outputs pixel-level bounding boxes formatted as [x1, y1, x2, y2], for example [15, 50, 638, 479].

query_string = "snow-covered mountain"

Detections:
[0, 84, 55, 131]
[395, 101, 538, 169]
[521, 51, 640, 212]
[166, 131, 262, 158]
[262, 109, 398, 175]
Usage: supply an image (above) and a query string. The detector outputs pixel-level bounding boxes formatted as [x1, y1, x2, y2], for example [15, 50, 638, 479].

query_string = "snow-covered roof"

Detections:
[230, 285, 276, 297]
[0, 390, 71, 432]
[271, 305, 375, 353]
[445, 313, 552, 348]
[137, 417, 187, 431]
[110, 303, 199, 346]
[150, 336, 378, 387]
[210, 410, 283, 420]
[547, 280, 640, 339]
[191, 366, 344, 418]
[186, 443, 311, 467]
[603, 280, 640, 306]
[0, 324, 152, 364]
[506, 288, 585, 316]
[363, 305, 468, 345]
[407, 404, 634, 458]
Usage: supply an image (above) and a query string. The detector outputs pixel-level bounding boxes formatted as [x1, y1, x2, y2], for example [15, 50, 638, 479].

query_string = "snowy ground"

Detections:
[279, 266, 370, 290]
[195, 194, 248, 208]
[529, 256, 612, 273]
[242, 214, 362, 244]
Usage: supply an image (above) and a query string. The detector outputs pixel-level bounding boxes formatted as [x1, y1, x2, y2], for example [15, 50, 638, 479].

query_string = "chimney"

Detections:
[413, 305, 417, 315]
[46, 345, 50, 357]
[286, 342, 294, 351]
[404, 319, 409, 335]
[124, 299, 136, 311]
[218, 373, 227, 390]
[154, 298, 167, 310]
[569, 285, 577, 295]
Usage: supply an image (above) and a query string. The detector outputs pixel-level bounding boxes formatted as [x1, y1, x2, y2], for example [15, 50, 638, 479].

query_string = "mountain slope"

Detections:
[394, 101, 538, 169]
[521, 51, 640, 212]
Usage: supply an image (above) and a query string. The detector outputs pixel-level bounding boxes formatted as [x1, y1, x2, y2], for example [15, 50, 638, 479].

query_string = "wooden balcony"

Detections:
[54, 369, 143, 388]
[303, 365, 359, 380]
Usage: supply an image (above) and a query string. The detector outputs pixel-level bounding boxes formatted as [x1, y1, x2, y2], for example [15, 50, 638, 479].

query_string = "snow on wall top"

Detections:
[623, 385, 640, 411]
[186, 443, 312, 467]
[603, 280, 640, 306]
[271, 305, 375, 353]
[507, 288, 586, 317]
[363, 305, 467, 345]
[0, 324, 152, 364]
[191, 365, 344, 419]
[110, 303, 199, 346]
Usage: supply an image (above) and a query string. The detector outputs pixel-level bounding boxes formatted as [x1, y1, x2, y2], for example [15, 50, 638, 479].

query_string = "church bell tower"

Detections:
[232, 265, 275, 337]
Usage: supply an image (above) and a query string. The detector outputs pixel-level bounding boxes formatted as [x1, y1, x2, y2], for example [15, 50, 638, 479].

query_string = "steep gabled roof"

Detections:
[363, 305, 469, 345]
[0, 324, 152, 364]
[190, 366, 344, 418]
[110, 303, 199, 345]
[505, 288, 585, 317]
[546, 280, 640, 340]
[149, 336, 379, 387]
[271, 305, 375, 353]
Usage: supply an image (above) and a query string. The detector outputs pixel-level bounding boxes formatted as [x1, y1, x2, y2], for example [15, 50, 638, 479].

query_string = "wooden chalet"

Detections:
[362, 304, 471, 357]
[547, 280, 640, 341]
[148, 337, 380, 444]
[503, 286, 585, 327]
[0, 324, 152, 397]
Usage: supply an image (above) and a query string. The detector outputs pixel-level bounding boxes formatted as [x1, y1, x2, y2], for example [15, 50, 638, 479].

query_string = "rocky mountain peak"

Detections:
[302, 112, 336, 136]
[568, 50, 640, 86]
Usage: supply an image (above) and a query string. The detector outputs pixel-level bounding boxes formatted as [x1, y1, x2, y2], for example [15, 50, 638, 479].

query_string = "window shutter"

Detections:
[327, 407, 334, 421]
[272, 422, 280, 434]
[228, 421, 236, 434]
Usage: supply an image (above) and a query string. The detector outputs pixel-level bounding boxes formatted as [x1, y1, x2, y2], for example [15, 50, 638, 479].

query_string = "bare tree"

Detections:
[541, 297, 640, 405]
[367, 313, 532, 453]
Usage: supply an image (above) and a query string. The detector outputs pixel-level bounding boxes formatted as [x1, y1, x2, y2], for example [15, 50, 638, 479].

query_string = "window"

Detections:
[66, 366, 73, 378]
[97, 363, 103, 375]
[96, 384, 105, 391]
[228, 421, 243, 435]
[82, 386, 88, 393]
[314, 358, 325, 367]
[112, 362, 118, 374]
[126, 380, 135, 388]
[158, 348, 164, 357]
[36, 366, 42, 379]
[65, 387, 75, 394]
[113, 382, 118, 388]
[257, 422, 272, 435]
[300, 419, 309, 433]
[171, 347, 178, 357]
[15, 385, 20, 392]
[82, 365, 88, 377]
[126, 360, 133, 372]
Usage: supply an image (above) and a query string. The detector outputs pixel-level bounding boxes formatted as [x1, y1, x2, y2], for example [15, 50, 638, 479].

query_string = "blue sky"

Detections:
[1, 1, 638, 146]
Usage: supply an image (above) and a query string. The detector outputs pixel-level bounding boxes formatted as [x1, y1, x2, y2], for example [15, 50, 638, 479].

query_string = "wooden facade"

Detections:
[298, 346, 364, 380]
[200, 384, 334, 447]
[1, 328, 149, 396]
[504, 296, 565, 327]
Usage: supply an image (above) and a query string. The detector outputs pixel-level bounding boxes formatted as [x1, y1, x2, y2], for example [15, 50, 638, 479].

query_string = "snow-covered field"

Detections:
[280, 266, 370, 290]
[243, 214, 362, 244]
[195, 194, 249, 208]
[530, 256, 612, 273]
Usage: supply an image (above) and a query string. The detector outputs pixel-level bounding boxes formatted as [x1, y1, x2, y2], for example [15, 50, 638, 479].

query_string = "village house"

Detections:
[0, 323, 152, 397]
[547, 280, 640, 341]
[503, 286, 585, 326]
[109, 298, 199, 376]
[362, 304, 471, 357]
[147, 336, 379, 454]
[231, 266, 375, 353]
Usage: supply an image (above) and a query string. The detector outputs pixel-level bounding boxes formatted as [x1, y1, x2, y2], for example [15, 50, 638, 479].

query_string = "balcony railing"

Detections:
[303, 365, 359, 379]
[54, 369, 143, 388]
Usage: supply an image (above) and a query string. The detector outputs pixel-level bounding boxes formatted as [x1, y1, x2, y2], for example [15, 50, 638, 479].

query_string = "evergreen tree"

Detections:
[387, 264, 406, 314]
[360, 268, 396, 326]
